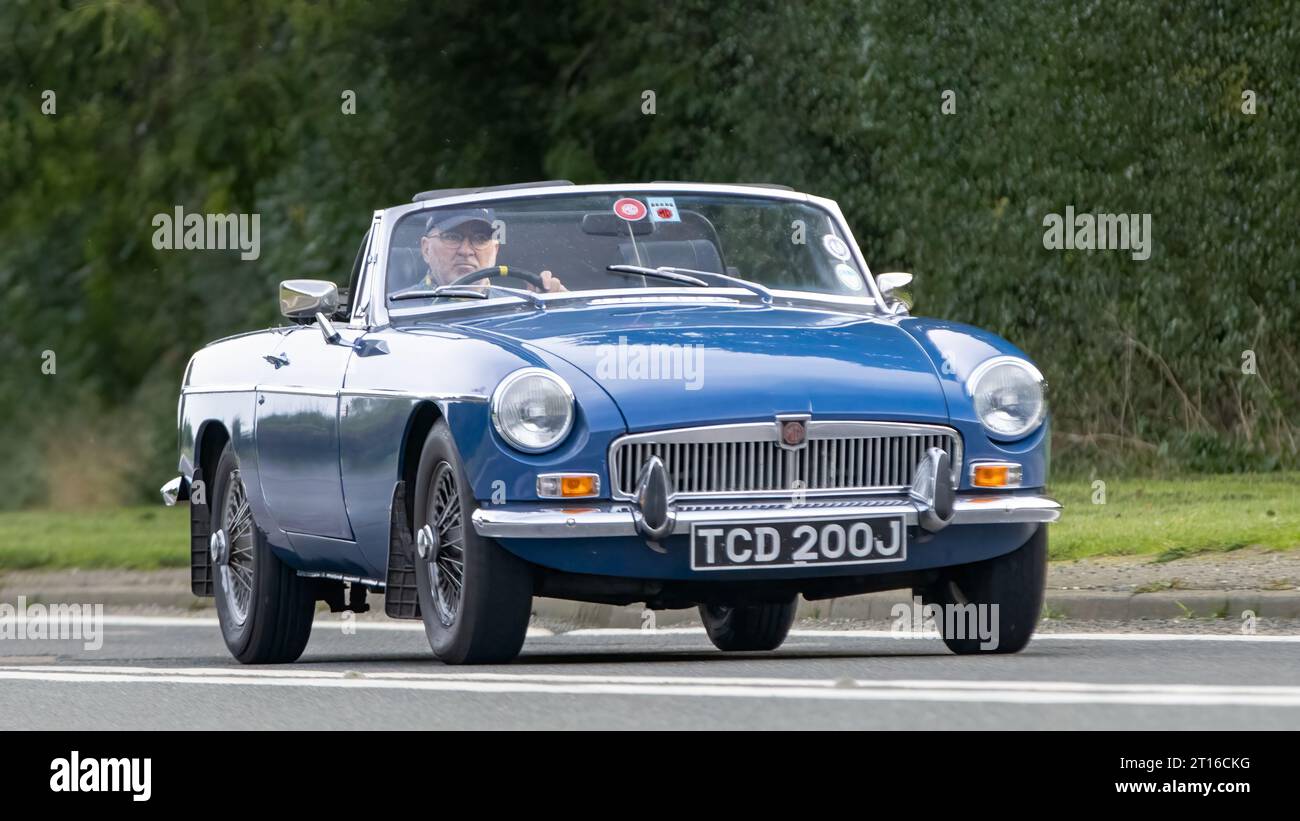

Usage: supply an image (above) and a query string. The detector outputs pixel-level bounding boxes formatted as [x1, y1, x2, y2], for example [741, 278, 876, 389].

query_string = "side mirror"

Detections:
[280, 280, 339, 320]
[875, 272, 914, 313]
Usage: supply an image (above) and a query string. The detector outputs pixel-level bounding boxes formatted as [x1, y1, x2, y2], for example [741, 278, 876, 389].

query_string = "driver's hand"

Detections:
[538, 270, 566, 293]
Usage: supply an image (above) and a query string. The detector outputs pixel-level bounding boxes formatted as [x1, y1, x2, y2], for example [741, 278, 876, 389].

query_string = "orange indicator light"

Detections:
[972, 464, 1021, 488]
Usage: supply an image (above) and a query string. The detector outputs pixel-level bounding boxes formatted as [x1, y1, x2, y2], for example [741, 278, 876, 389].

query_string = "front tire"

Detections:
[699, 596, 798, 651]
[918, 524, 1048, 655]
[210, 444, 315, 664]
[413, 421, 533, 664]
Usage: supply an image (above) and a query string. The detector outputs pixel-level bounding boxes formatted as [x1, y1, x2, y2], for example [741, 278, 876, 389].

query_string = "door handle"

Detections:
[263, 353, 290, 369]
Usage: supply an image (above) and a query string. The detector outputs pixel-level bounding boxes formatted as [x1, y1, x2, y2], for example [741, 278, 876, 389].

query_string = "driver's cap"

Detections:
[426, 208, 495, 235]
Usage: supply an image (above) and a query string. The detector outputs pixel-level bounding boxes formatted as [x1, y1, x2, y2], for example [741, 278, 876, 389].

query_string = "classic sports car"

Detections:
[163, 181, 1059, 664]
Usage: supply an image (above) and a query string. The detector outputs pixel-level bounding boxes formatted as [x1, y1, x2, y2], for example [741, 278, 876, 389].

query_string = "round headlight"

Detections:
[968, 357, 1046, 440]
[491, 368, 575, 453]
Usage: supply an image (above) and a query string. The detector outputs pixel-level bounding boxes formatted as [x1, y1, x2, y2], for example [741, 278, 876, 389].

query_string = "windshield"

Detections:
[384, 191, 871, 303]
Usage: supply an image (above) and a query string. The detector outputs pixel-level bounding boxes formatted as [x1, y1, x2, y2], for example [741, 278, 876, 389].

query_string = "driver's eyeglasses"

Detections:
[428, 230, 495, 250]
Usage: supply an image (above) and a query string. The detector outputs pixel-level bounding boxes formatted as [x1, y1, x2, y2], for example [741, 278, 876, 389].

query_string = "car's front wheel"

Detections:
[917, 524, 1048, 655]
[412, 421, 534, 664]
[210, 443, 316, 664]
[699, 596, 798, 651]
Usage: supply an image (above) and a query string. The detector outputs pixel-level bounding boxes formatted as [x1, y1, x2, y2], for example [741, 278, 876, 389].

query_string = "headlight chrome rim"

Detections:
[490, 367, 576, 453]
[966, 356, 1046, 440]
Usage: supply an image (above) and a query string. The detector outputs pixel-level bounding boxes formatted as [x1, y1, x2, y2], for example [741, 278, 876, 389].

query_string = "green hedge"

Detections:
[1, 1, 1296, 508]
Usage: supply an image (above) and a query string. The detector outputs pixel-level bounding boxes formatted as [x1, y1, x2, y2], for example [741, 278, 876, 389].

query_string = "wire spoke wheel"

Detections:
[426, 461, 465, 627]
[221, 469, 256, 626]
[411, 422, 533, 664]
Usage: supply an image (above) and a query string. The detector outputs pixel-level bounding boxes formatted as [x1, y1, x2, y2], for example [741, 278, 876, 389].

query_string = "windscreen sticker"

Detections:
[835, 262, 864, 291]
[613, 197, 648, 221]
[822, 233, 851, 261]
[647, 196, 681, 222]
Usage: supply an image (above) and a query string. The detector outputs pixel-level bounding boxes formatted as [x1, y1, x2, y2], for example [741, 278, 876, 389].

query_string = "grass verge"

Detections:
[1050, 473, 1299, 560]
[0, 506, 189, 570]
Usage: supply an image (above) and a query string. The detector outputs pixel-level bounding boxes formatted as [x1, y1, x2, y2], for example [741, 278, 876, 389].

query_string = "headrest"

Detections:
[618, 239, 723, 273]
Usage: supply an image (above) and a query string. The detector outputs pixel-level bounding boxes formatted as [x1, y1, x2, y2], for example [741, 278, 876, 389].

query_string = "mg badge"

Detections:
[776, 415, 810, 450]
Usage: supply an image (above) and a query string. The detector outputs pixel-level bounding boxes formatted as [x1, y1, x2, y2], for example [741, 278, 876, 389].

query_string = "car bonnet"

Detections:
[452, 300, 950, 432]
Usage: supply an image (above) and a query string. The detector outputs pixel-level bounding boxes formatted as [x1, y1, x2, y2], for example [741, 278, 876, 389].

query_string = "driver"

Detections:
[416, 208, 565, 292]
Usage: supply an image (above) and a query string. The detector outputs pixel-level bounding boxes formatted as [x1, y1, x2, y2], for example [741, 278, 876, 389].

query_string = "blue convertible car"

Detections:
[163, 181, 1059, 664]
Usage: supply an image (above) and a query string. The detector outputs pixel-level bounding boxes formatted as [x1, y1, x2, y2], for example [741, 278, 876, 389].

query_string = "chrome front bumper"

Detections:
[472, 493, 1061, 539]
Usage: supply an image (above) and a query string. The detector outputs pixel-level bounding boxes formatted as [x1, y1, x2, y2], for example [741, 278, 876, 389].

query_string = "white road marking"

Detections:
[572, 627, 1300, 642]
[6, 614, 1293, 642]
[565, 627, 708, 636]
[5, 614, 551, 637]
[1, 664, 1299, 707]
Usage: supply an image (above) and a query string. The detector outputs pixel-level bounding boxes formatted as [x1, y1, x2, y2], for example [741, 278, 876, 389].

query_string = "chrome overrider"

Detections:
[472, 448, 1060, 540]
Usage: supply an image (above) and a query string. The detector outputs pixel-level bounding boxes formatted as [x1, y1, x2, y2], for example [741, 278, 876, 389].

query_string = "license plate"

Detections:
[690, 515, 907, 571]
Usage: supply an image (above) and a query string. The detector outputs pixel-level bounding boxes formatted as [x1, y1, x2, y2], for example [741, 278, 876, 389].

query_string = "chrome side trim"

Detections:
[256, 385, 338, 397]
[340, 388, 490, 403]
[471, 493, 1061, 539]
[182, 385, 489, 402]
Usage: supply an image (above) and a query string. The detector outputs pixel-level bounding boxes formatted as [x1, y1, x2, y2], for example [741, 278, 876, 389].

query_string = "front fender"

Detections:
[896, 317, 1050, 489]
[342, 323, 628, 514]
[449, 345, 628, 503]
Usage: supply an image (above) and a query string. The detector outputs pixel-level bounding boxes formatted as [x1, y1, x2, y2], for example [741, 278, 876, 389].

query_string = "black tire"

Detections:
[210, 443, 315, 664]
[699, 596, 798, 652]
[412, 421, 533, 664]
[917, 524, 1048, 655]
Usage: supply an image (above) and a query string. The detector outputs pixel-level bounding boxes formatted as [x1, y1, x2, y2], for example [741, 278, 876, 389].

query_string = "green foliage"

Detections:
[1, 1, 1296, 508]
[856, 2, 1299, 476]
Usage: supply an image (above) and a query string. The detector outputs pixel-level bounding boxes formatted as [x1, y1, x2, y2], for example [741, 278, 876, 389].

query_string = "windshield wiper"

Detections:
[659, 266, 773, 303]
[605, 264, 709, 287]
[606, 264, 771, 303]
[390, 284, 544, 309]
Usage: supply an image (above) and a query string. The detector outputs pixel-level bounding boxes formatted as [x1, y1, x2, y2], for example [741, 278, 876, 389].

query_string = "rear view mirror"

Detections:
[280, 279, 339, 319]
[581, 213, 653, 236]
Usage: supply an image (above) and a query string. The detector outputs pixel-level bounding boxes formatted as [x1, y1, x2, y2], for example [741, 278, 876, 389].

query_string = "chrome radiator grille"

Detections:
[609, 422, 961, 499]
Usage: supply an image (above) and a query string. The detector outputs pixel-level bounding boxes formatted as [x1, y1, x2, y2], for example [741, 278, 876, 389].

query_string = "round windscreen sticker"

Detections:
[835, 263, 864, 291]
[613, 198, 648, 221]
[822, 234, 851, 261]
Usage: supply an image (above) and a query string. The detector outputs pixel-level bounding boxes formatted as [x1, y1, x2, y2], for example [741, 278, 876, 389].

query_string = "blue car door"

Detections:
[254, 325, 357, 539]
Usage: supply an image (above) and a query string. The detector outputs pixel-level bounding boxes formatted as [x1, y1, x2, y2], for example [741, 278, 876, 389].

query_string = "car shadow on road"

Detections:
[284, 645, 1061, 668]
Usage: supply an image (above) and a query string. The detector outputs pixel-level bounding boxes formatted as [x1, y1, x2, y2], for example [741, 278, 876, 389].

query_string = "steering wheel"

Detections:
[446, 265, 545, 290]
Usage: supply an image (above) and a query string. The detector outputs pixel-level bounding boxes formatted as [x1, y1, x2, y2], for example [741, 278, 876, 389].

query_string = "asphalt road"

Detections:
[1, 615, 1298, 730]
